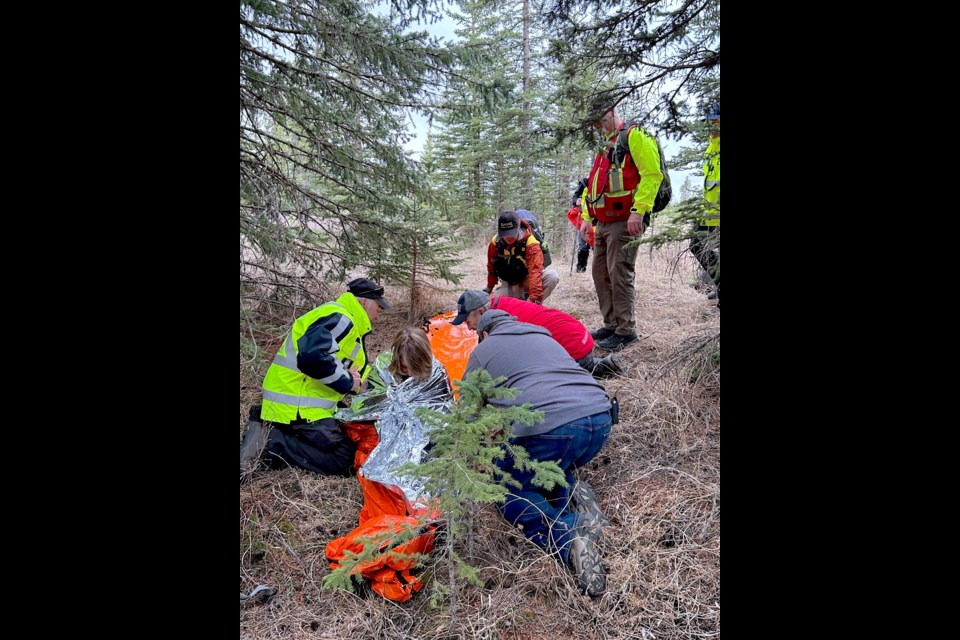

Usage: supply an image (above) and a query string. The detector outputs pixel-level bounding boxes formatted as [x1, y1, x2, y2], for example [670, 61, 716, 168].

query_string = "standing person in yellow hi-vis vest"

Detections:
[240, 278, 390, 481]
[580, 101, 664, 352]
[692, 101, 720, 306]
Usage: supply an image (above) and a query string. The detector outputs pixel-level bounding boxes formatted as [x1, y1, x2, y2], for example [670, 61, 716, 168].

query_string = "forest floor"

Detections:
[240, 236, 720, 640]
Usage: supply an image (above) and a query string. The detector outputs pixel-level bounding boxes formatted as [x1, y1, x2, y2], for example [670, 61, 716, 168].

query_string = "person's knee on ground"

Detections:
[262, 418, 358, 477]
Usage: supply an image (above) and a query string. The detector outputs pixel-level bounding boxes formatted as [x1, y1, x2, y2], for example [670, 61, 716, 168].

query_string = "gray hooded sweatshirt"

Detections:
[465, 316, 611, 437]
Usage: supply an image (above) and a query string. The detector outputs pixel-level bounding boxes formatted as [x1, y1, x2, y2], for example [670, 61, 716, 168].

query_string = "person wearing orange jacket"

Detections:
[486, 210, 559, 304]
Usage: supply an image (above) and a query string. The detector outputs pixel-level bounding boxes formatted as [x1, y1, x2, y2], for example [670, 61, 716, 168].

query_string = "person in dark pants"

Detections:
[240, 278, 390, 481]
[567, 178, 593, 273]
[692, 101, 720, 305]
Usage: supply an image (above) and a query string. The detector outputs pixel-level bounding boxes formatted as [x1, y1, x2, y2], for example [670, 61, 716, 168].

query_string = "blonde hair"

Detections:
[388, 326, 434, 382]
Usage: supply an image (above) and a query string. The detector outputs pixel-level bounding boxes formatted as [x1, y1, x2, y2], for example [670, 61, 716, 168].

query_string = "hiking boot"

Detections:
[706, 290, 718, 300]
[596, 332, 639, 351]
[567, 516, 606, 598]
[577, 354, 602, 375]
[570, 480, 609, 528]
[240, 408, 269, 483]
[593, 354, 623, 378]
[590, 327, 615, 341]
[576, 249, 589, 273]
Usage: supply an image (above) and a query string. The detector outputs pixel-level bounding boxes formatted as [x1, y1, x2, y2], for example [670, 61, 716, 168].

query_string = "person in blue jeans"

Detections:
[464, 310, 613, 597]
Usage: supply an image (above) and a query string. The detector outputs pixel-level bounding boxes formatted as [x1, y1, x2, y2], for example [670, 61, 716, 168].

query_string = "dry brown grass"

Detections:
[240, 239, 720, 639]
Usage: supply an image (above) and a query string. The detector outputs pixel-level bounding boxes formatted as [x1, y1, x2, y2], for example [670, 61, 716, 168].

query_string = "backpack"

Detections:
[513, 209, 553, 268]
[615, 125, 672, 213]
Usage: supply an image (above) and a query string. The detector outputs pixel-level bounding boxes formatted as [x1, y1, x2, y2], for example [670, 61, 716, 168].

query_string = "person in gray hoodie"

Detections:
[464, 310, 612, 597]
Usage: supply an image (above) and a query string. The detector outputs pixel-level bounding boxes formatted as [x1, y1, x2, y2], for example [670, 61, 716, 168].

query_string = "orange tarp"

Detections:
[325, 312, 477, 602]
[425, 311, 478, 393]
[326, 422, 439, 602]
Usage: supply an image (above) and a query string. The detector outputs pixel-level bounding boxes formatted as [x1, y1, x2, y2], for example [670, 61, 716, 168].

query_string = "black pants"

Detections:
[263, 417, 357, 477]
[690, 225, 720, 286]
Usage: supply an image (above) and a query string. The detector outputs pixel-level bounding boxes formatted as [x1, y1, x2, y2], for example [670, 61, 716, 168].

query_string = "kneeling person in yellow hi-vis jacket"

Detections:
[240, 278, 390, 480]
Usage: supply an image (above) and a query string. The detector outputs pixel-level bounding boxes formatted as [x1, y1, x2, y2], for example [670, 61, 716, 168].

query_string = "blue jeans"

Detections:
[495, 411, 612, 561]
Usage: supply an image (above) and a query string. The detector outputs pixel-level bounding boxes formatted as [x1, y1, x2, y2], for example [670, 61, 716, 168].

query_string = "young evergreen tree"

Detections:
[324, 369, 565, 626]
[409, 369, 565, 621]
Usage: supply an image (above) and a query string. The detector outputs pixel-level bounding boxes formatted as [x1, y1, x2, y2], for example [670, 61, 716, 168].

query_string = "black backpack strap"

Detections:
[613, 123, 632, 167]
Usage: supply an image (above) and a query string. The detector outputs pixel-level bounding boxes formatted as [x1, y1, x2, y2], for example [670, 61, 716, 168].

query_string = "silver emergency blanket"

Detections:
[335, 353, 453, 503]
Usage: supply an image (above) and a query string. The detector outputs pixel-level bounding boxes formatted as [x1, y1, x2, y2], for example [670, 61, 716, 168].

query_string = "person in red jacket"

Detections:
[567, 178, 593, 273]
[451, 289, 622, 378]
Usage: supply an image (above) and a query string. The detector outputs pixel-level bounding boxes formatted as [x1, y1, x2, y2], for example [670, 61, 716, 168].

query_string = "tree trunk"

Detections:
[520, 0, 532, 204]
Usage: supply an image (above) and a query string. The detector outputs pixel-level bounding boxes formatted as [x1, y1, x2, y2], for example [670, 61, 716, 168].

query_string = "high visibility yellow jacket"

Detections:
[701, 136, 720, 227]
[585, 123, 664, 221]
[261, 292, 371, 423]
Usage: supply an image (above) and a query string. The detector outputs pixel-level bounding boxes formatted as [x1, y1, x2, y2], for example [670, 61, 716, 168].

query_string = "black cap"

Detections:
[347, 277, 391, 310]
[497, 211, 520, 239]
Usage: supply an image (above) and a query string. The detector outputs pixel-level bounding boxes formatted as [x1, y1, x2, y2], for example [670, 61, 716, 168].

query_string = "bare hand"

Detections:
[627, 212, 645, 236]
[580, 221, 592, 242]
[350, 370, 362, 393]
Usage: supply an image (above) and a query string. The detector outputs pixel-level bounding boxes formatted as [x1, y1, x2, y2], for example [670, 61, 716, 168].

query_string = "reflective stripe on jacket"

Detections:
[701, 136, 720, 226]
[262, 292, 371, 423]
[586, 124, 663, 222]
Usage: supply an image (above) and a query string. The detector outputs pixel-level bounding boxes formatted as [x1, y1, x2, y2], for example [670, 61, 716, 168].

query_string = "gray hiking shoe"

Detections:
[240, 409, 269, 483]
[594, 354, 624, 378]
[570, 480, 609, 529]
[567, 516, 606, 598]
